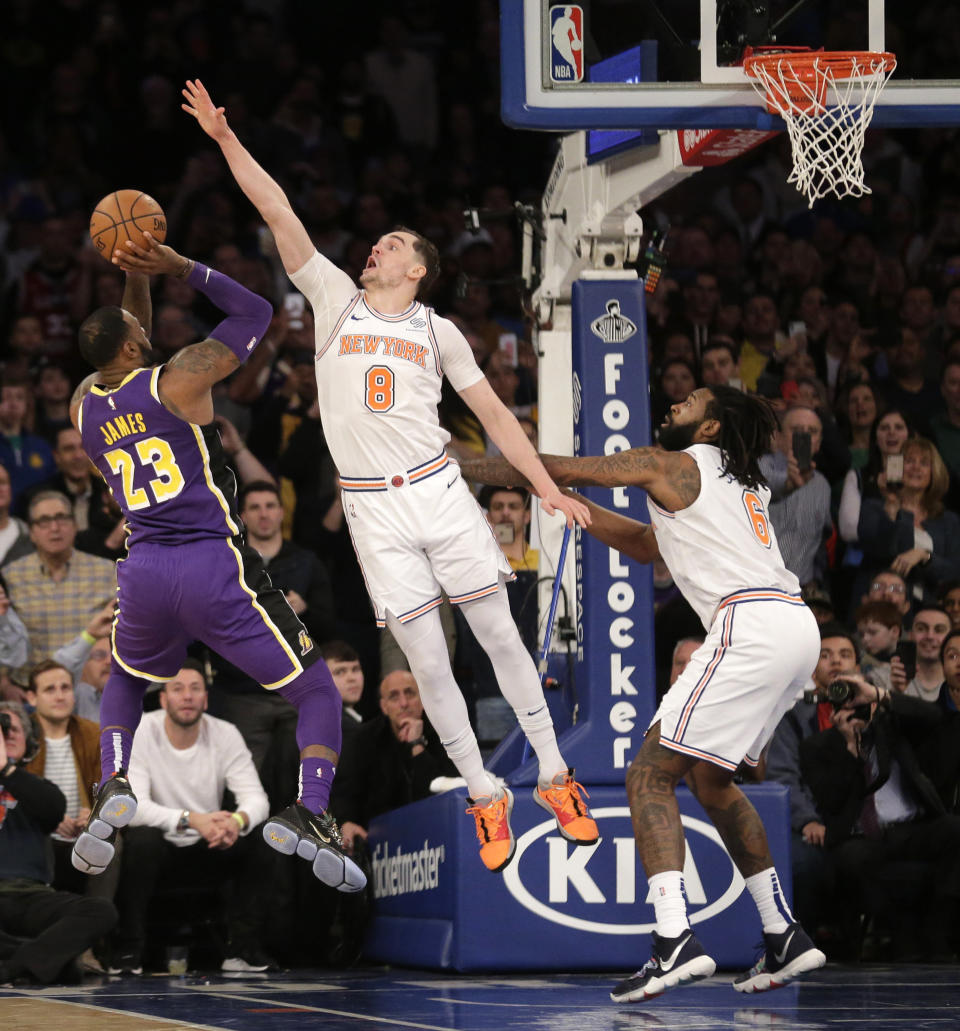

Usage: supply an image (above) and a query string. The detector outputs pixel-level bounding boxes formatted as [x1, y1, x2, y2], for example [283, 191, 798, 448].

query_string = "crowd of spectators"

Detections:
[1, 0, 959, 978]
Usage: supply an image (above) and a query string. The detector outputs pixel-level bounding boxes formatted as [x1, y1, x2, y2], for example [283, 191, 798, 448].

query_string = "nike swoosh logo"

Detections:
[658, 937, 688, 972]
[446, 477, 457, 488]
[774, 929, 796, 965]
[350, 315, 366, 321]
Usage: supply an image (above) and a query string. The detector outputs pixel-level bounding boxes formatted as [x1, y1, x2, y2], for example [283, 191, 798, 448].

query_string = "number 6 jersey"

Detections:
[79, 366, 241, 546]
[647, 443, 801, 629]
[289, 251, 484, 478]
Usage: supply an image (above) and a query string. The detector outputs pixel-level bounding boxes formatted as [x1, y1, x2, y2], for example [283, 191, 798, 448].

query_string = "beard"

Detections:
[138, 341, 163, 366]
[659, 417, 700, 452]
[167, 709, 203, 729]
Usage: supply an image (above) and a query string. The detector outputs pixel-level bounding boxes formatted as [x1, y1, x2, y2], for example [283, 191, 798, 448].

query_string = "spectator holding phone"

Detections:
[857, 437, 960, 607]
[838, 408, 912, 548]
[761, 405, 832, 589]
[890, 606, 952, 702]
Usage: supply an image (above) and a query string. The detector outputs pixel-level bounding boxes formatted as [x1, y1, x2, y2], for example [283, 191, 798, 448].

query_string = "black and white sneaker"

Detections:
[72, 772, 137, 874]
[611, 929, 717, 1003]
[733, 922, 826, 993]
[107, 951, 143, 976]
[263, 801, 367, 893]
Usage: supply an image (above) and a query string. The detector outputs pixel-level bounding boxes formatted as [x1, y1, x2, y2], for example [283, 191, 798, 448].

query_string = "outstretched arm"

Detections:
[182, 79, 314, 276]
[113, 234, 272, 423]
[460, 446, 701, 512]
[121, 270, 152, 338]
[458, 378, 590, 528]
[568, 490, 659, 564]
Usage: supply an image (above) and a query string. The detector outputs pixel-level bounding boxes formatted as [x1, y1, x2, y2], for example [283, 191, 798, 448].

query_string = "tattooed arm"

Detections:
[461, 447, 703, 512]
[159, 339, 242, 424]
[567, 491, 660, 563]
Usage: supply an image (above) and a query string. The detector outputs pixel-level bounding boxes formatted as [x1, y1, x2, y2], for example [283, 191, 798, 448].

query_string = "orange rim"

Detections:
[742, 48, 896, 116]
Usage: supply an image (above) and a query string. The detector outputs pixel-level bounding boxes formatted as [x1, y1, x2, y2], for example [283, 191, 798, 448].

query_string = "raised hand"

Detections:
[182, 79, 230, 142]
[85, 601, 117, 640]
[112, 232, 190, 278]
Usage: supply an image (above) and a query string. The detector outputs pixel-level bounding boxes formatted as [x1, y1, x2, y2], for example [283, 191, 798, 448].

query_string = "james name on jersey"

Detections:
[99, 411, 148, 446]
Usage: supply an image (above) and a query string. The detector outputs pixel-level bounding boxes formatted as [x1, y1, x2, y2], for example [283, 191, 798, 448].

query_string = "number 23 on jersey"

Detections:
[105, 436, 186, 510]
[742, 489, 772, 549]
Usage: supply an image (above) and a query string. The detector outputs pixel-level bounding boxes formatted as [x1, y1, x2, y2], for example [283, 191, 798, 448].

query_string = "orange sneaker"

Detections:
[465, 787, 515, 872]
[534, 769, 599, 844]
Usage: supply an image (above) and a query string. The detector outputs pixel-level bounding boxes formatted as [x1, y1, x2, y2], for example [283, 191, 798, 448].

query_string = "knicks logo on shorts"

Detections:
[298, 630, 314, 656]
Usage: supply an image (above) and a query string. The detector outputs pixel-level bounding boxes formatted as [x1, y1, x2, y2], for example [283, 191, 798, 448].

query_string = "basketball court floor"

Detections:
[1, 965, 956, 1031]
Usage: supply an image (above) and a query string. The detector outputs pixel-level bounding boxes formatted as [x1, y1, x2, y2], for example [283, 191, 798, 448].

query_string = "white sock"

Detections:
[745, 868, 793, 935]
[648, 871, 689, 938]
[516, 704, 567, 786]
[441, 726, 498, 800]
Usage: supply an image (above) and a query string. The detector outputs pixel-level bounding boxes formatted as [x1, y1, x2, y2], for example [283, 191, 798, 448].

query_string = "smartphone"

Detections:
[788, 320, 807, 340]
[895, 640, 917, 681]
[493, 523, 515, 544]
[284, 292, 305, 331]
[498, 333, 518, 366]
[792, 429, 812, 472]
[885, 453, 904, 489]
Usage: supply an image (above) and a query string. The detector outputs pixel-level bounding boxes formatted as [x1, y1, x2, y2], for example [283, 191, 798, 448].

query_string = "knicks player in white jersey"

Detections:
[463, 386, 828, 1001]
[183, 79, 600, 873]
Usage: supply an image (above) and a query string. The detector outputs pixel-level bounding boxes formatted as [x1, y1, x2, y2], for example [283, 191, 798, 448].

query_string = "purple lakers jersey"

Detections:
[78, 366, 240, 546]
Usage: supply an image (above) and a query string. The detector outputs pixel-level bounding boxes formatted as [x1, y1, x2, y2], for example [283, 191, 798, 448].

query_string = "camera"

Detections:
[826, 680, 872, 722]
[0, 712, 9, 735]
[826, 679, 854, 706]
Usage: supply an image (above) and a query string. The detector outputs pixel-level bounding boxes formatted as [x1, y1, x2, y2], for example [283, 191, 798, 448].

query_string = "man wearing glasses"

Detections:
[863, 570, 912, 622]
[2, 492, 115, 683]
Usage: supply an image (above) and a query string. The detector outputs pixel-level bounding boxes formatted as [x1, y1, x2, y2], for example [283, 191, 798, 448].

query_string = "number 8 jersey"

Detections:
[289, 252, 484, 478]
[79, 366, 241, 546]
[647, 443, 801, 629]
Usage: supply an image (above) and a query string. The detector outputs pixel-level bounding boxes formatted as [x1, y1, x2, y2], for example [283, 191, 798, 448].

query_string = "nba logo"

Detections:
[550, 5, 584, 84]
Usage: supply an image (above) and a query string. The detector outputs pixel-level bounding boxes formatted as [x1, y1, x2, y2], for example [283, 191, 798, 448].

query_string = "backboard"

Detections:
[502, 0, 960, 131]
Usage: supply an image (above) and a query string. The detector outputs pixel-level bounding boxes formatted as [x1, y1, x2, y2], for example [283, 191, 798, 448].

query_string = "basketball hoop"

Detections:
[742, 47, 897, 208]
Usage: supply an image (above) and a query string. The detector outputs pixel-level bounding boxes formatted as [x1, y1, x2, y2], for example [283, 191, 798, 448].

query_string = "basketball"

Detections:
[89, 189, 167, 260]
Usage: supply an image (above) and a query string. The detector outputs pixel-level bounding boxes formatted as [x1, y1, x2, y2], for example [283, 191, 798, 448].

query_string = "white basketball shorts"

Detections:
[341, 453, 514, 627]
[652, 589, 820, 771]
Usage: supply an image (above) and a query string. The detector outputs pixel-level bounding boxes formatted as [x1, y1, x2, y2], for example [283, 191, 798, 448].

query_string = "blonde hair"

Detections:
[903, 436, 950, 519]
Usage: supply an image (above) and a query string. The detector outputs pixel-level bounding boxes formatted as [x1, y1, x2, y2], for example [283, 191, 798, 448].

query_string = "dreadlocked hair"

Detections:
[703, 386, 778, 491]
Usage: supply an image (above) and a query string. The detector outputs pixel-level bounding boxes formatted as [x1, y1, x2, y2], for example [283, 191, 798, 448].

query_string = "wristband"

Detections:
[80, 630, 97, 645]
[231, 811, 245, 831]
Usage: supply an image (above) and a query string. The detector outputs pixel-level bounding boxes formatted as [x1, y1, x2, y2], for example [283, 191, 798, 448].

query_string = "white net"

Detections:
[744, 52, 897, 208]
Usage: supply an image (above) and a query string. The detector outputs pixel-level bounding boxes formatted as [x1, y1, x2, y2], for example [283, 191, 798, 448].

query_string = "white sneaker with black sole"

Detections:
[733, 922, 826, 994]
[611, 929, 717, 1003]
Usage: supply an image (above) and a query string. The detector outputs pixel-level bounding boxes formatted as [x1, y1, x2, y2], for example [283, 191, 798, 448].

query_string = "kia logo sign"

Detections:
[502, 807, 745, 934]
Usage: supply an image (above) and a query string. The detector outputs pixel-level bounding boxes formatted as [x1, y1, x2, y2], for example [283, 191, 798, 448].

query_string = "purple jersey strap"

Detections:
[186, 261, 273, 362]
